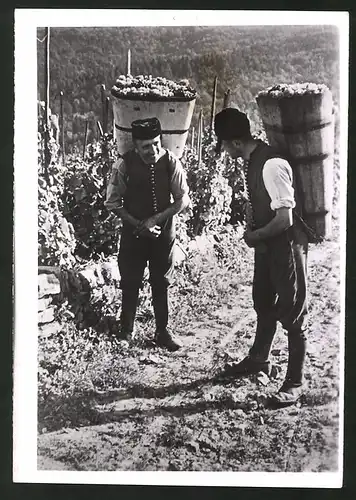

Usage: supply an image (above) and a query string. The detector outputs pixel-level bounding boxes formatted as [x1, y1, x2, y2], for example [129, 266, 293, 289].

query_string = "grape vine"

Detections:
[38, 116, 254, 267]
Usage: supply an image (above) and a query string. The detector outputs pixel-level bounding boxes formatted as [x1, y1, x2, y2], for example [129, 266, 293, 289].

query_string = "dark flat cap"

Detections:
[131, 117, 162, 140]
[214, 108, 250, 141]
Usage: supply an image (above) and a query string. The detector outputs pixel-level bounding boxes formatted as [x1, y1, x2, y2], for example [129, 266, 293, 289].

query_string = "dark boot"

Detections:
[272, 328, 307, 406]
[154, 328, 182, 352]
[223, 314, 276, 377]
[248, 314, 277, 362]
[118, 288, 140, 341]
[223, 356, 270, 377]
[285, 327, 307, 386]
[152, 286, 169, 333]
[152, 287, 182, 351]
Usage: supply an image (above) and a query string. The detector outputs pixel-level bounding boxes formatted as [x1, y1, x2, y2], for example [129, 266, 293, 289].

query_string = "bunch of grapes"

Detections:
[257, 82, 329, 99]
[111, 74, 196, 99]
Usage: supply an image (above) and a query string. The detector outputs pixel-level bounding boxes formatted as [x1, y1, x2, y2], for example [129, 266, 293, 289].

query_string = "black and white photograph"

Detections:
[13, 9, 348, 487]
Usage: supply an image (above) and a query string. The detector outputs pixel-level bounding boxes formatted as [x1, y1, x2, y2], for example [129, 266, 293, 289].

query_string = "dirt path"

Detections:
[38, 239, 342, 472]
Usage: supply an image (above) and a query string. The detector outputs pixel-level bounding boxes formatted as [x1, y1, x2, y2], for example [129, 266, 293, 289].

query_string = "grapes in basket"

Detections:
[111, 75, 197, 99]
[257, 82, 329, 99]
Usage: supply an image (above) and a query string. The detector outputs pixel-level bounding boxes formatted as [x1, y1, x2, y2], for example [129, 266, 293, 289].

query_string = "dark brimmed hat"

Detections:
[214, 108, 250, 153]
[131, 117, 162, 140]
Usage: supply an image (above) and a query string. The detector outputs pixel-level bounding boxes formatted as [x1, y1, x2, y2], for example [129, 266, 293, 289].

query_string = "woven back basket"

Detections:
[111, 90, 196, 159]
[256, 88, 335, 239]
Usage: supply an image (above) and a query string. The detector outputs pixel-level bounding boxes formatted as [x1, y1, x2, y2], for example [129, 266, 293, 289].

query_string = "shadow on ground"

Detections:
[38, 372, 254, 432]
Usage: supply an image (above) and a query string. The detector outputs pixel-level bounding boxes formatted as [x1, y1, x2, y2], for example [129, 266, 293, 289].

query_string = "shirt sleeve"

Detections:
[104, 158, 127, 210]
[262, 158, 296, 211]
[169, 155, 190, 201]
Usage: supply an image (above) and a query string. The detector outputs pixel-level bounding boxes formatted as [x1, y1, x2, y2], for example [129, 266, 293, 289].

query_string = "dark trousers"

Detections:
[118, 223, 175, 334]
[249, 226, 308, 385]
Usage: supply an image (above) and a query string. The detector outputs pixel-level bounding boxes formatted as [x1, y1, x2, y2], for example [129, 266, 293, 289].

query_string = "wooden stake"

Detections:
[83, 119, 89, 159]
[97, 121, 104, 137]
[44, 27, 51, 177]
[191, 126, 195, 151]
[59, 91, 65, 165]
[196, 117, 200, 156]
[197, 109, 203, 167]
[101, 84, 106, 133]
[127, 48, 131, 76]
[105, 96, 110, 134]
[223, 88, 231, 109]
[210, 75, 218, 136]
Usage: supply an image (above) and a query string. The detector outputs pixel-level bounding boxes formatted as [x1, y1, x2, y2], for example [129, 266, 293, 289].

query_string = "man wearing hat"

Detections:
[214, 107, 309, 406]
[105, 117, 190, 351]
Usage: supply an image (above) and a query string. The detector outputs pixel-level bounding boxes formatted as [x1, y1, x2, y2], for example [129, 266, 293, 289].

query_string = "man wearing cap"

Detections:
[214, 107, 309, 406]
[105, 117, 190, 351]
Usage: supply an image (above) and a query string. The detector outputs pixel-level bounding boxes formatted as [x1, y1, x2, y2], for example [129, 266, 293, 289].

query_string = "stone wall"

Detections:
[37, 243, 202, 337]
[38, 266, 63, 337]
[38, 258, 120, 337]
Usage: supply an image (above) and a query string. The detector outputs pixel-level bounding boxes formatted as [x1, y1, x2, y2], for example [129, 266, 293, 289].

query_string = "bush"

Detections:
[183, 131, 233, 236]
[38, 118, 77, 267]
[62, 133, 120, 260]
[37, 115, 268, 270]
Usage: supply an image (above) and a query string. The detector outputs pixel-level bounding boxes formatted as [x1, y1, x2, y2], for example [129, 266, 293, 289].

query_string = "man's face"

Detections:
[134, 135, 163, 165]
[222, 139, 244, 159]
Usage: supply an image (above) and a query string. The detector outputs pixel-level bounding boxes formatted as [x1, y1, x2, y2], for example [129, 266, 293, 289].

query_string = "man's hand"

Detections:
[243, 229, 261, 248]
[137, 225, 162, 239]
[134, 216, 162, 239]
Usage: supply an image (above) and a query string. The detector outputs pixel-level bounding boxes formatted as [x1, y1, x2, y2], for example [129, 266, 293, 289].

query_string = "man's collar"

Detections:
[246, 140, 264, 161]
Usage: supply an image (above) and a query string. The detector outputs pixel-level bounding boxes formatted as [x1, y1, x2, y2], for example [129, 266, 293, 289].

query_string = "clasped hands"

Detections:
[134, 215, 162, 239]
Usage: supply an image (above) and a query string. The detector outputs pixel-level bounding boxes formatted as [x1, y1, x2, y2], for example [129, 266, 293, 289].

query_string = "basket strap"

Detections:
[293, 211, 323, 243]
[115, 123, 189, 135]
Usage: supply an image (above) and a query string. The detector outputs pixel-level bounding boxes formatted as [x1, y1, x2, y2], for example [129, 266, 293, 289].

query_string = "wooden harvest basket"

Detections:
[111, 91, 196, 159]
[256, 88, 335, 239]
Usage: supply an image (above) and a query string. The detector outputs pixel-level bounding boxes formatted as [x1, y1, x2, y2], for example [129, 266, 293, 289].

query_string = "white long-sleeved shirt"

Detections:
[262, 158, 296, 211]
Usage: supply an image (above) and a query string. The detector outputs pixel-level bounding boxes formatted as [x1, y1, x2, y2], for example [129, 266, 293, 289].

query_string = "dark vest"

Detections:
[247, 141, 301, 229]
[122, 149, 172, 221]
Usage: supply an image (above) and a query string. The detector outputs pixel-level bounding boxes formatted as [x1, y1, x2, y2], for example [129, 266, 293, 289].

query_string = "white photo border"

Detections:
[13, 8, 349, 488]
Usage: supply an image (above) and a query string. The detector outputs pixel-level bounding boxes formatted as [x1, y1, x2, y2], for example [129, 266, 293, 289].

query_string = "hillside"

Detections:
[37, 25, 340, 152]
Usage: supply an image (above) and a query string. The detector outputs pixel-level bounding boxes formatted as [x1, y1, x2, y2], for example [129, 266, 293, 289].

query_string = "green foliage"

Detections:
[38, 114, 121, 265]
[38, 179, 77, 267]
[38, 325, 99, 400]
[184, 131, 234, 235]
[37, 123, 255, 267]
[38, 119, 77, 267]
[182, 127, 271, 234]
[62, 133, 120, 260]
